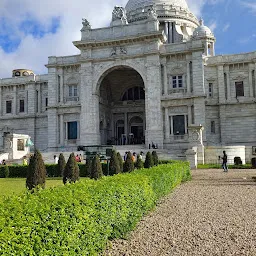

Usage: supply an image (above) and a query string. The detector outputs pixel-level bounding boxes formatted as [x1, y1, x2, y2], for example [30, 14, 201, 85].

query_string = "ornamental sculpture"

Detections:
[112, 6, 127, 23]
[147, 6, 157, 20]
[81, 18, 91, 30]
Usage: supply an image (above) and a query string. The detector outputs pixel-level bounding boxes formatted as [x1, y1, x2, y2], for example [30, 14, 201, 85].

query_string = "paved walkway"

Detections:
[104, 169, 256, 256]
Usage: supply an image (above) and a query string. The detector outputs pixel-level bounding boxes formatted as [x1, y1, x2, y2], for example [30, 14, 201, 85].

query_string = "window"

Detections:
[67, 121, 78, 140]
[173, 115, 185, 135]
[172, 75, 183, 88]
[6, 101, 12, 114]
[68, 85, 78, 97]
[235, 82, 244, 97]
[45, 98, 48, 108]
[211, 121, 215, 134]
[19, 100, 25, 113]
[121, 86, 145, 101]
[17, 139, 25, 151]
[209, 83, 213, 97]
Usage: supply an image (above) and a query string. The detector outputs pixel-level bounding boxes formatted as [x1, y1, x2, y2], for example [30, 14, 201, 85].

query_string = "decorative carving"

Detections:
[112, 6, 127, 23]
[111, 47, 117, 56]
[81, 18, 91, 30]
[147, 6, 158, 20]
[110, 46, 127, 57]
[120, 46, 127, 55]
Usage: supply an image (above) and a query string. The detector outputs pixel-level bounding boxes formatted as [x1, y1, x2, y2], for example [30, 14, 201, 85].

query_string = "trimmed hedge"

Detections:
[0, 161, 190, 255]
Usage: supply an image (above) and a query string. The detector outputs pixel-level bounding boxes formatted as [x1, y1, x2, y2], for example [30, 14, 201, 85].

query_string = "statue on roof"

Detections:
[81, 18, 91, 30]
[147, 6, 157, 21]
[112, 6, 128, 23]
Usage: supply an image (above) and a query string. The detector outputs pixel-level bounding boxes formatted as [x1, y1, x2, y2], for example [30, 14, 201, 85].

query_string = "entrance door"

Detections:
[131, 125, 144, 144]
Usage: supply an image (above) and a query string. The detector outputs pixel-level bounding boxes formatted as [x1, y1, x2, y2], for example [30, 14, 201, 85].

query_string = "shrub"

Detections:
[152, 151, 159, 166]
[144, 151, 154, 168]
[252, 158, 256, 168]
[234, 157, 242, 165]
[0, 162, 190, 255]
[26, 149, 46, 190]
[135, 156, 144, 169]
[90, 155, 103, 180]
[62, 153, 80, 184]
[0, 165, 9, 178]
[117, 152, 123, 173]
[109, 150, 120, 176]
[57, 153, 66, 177]
[123, 152, 134, 173]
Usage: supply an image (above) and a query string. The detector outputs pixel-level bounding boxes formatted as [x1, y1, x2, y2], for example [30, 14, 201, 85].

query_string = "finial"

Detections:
[199, 18, 204, 26]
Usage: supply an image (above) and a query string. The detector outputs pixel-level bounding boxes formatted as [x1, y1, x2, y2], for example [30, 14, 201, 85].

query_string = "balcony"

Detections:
[168, 88, 187, 94]
[64, 97, 80, 103]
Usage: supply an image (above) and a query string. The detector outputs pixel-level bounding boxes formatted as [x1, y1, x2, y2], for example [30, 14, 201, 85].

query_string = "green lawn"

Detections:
[0, 178, 65, 198]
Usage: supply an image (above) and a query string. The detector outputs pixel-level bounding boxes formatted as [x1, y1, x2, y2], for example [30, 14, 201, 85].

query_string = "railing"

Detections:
[168, 88, 187, 94]
[64, 97, 80, 103]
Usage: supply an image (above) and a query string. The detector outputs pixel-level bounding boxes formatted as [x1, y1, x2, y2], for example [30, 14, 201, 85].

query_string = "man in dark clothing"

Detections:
[221, 151, 228, 172]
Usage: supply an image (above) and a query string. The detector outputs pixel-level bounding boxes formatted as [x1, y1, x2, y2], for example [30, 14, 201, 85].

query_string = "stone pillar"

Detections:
[27, 83, 36, 115]
[224, 65, 231, 100]
[38, 84, 41, 114]
[79, 62, 100, 145]
[124, 112, 128, 138]
[192, 51, 205, 96]
[185, 148, 197, 169]
[193, 98, 206, 140]
[13, 86, 17, 115]
[0, 86, 2, 116]
[170, 115, 174, 135]
[249, 64, 254, 97]
[60, 69, 64, 103]
[164, 22, 168, 42]
[188, 105, 192, 125]
[60, 114, 64, 145]
[47, 108, 58, 150]
[165, 107, 170, 141]
[145, 55, 164, 148]
[218, 65, 226, 103]
[162, 58, 168, 95]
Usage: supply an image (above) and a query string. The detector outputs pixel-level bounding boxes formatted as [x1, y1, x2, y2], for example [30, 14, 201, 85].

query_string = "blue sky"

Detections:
[0, 0, 255, 78]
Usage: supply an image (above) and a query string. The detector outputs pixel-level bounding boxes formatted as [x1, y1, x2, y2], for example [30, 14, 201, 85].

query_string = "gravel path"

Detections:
[104, 169, 256, 256]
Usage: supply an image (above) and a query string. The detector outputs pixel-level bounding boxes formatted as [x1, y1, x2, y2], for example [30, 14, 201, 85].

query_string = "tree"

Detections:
[90, 155, 103, 180]
[85, 158, 92, 177]
[62, 153, 80, 184]
[109, 150, 120, 175]
[57, 153, 66, 177]
[117, 152, 123, 173]
[135, 156, 144, 170]
[152, 151, 159, 166]
[26, 149, 46, 190]
[123, 152, 134, 173]
[144, 151, 154, 169]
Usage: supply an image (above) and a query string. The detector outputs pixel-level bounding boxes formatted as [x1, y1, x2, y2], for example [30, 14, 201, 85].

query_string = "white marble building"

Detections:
[0, 0, 256, 162]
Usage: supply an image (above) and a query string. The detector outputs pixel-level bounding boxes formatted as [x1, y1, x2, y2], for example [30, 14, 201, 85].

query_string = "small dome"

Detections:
[193, 19, 214, 39]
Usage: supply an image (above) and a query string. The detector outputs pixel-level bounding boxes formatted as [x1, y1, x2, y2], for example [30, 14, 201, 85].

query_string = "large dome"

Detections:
[125, 0, 199, 27]
[126, 0, 189, 12]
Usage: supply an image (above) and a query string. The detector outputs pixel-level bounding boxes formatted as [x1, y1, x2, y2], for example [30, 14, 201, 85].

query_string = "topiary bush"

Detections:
[117, 152, 123, 173]
[57, 153, 66, 177]
[109, 150, 120, 176]
[0, 165, 9, 178]
[26, 149, 46, 190]
[90, 155, 103, 180]
[234, 157, 242, 165]
[62, 153, 80, 184]
[144, 151, 154, 168]
[123, 152, 134, 173]
[251, 158, 256, 168]
[152, 151, 159, 166]
[135, 156, 144, 170]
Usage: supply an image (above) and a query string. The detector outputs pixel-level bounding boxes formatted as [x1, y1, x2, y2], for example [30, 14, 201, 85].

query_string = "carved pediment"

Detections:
[206, 77, 216, 81]
[232, 74, 247, 81]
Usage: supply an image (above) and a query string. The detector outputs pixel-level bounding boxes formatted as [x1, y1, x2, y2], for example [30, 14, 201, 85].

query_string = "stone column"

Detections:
[38, 84, 41, 114]
[224, 65, 231, 100]
[249, 64, 254, 97]
[165, 107, 170, 141]
[186, 60, 191, 94]
[124, 112, 128, 139]
[145, 55, 164, 148]
[170, 116, 174, 135]
[0, 86, 2, 116]
[164, 22, 168, 42]
[27, 82, 36, 115]
[218, 65, 226, 104]
[162, 58, 168, 95]
[13, 86, 17, 115]
[60, 114, 64, 145]
[188, 105, 192, 125]
[193, 98, 206, 141]
[47, 108, 58, 150]
[79, 62, 100, 145]
[60, 69, 64, 103]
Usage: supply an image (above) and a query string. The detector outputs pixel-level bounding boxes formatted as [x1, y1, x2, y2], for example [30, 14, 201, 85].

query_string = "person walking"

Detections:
[54, 155, 59, 164]
[221, 151, 228, 172]
[22, 156, 28, 166]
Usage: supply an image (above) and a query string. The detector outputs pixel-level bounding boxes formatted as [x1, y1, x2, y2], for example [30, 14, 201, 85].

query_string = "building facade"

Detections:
[0, 0, 256, 161]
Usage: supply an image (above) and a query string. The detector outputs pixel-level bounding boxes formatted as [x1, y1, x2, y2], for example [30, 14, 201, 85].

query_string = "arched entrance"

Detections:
[98, 66, 145, 145]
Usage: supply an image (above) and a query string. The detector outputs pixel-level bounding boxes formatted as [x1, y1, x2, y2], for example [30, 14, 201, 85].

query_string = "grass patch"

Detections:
[197, 163, 255, 169]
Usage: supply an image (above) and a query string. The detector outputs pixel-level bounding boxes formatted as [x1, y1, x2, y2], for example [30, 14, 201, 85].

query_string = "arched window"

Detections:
[121, 86, 145, 101]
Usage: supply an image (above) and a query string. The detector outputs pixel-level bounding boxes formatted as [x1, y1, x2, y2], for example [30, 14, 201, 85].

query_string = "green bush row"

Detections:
[0, 161, 190, 255]
[0, 163, 109, 178]
[197, 163, 255, 169]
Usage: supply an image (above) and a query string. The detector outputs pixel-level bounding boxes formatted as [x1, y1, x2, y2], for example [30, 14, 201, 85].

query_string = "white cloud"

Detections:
[0, 0, 208, 78]
[241, 1, 256, 14]
[222, 23, 230, 32]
